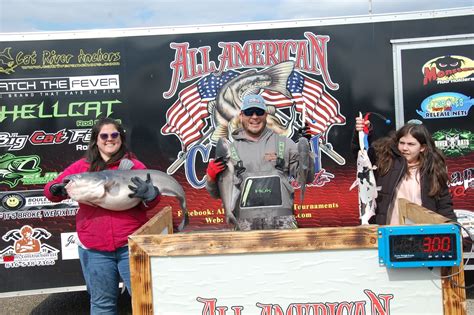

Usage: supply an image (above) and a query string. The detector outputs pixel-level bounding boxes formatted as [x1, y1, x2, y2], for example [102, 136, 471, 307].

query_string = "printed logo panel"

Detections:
[433, 129, 474, 156]
[422, 55, 474, 85]
[0, 47, 121, 75]
[0, 225, 59, 268]
[416, 92, 473, 119]
[60, 232, 80, 260]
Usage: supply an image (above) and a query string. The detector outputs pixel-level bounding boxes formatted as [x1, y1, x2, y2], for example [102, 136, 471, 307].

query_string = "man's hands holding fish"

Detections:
[128, 173, 160, 205]
[206, 157, 227, 182]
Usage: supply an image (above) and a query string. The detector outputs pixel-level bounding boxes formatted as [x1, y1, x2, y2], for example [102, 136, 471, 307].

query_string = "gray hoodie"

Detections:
[206, 127, 314, 214]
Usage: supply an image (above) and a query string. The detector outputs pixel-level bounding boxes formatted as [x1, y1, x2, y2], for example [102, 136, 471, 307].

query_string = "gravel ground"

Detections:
[1, 275, 473, 314]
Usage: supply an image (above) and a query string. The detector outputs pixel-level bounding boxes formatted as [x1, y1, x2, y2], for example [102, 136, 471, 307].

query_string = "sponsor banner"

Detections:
[416, 92, 473, 119]
[0, 153, 58, 188]
[423, 55, 474, 85]
[0, 13, 472, 295]
[0, 74, 120, 95]
[0, 129, 91, 151]
[0, 208, 78, 221]
[433, 129, 474, 157]
[0, 47, 121, 75]
[0, 225, 59, 268]
[60, 232, 80, 260]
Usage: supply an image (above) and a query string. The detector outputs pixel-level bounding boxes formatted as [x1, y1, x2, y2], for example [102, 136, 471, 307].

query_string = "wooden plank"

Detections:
[398, 198, 466, 315]
[129, 225, 379, 257]
[129, 207, 172, 314]
[398, 198, 451, 224]
[442, 264, 467, 315]
[129, 238, 153, 315]
[132, 206, 173, 236]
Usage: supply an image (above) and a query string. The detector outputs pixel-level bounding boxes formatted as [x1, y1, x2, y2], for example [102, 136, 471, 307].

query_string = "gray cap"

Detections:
[241, 94, 266, 111]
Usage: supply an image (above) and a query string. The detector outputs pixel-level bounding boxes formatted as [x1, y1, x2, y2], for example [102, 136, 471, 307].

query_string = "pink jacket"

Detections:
[44, 157, 160, 251]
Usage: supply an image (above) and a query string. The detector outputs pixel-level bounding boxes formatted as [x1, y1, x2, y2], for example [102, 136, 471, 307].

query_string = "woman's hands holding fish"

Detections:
[128, 173, 160, 203]
[50, 183, 69, 197]
[206, 157, 226, 182]
[355, 117, 370, 132]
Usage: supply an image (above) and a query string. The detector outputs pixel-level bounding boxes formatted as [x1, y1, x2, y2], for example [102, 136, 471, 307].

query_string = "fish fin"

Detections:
[211, 123, 229, 142]
[207, 99, 216, 113]
[349, 179, 359, 190]
[260, 61, 294, 98]
[241, 87, 262, 97]
[118, 158, 134, 170]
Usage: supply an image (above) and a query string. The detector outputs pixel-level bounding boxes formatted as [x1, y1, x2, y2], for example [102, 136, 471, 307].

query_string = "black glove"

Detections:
[49, 183, 68, 197]
[298, 123, 312, 140]
[128, 173, 160, 203]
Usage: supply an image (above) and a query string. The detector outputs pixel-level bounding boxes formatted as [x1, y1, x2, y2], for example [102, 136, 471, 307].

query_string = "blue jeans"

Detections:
[78, 246, 131, 315]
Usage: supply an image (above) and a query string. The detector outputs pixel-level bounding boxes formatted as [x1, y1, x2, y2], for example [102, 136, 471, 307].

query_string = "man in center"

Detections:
[206, 94, 314, 231]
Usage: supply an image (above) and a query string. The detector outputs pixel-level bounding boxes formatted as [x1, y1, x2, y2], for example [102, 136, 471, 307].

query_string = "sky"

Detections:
[0, 0, 472, 33]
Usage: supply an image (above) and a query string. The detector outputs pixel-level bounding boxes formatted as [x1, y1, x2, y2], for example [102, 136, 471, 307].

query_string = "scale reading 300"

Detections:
[378, 225, 461, 268]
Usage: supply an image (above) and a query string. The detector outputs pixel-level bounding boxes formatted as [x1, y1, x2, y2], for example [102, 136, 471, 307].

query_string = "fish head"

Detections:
[63, 172, 111, 205]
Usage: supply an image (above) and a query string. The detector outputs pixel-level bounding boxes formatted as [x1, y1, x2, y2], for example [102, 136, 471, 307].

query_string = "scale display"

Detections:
[378, 224, 461, 268]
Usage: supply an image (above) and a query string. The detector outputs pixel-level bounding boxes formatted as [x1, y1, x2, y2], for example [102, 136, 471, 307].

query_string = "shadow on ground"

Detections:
[30, 291, 132, 315]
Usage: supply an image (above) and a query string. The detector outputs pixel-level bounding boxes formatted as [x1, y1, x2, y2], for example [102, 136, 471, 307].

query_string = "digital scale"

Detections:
[378, 224, 462, 268]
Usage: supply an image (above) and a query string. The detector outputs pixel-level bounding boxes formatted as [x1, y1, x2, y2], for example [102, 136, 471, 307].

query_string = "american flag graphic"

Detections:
[162, 67, 345, 150]
[161, 71, 238, 150]
[261, 71, 345, 136]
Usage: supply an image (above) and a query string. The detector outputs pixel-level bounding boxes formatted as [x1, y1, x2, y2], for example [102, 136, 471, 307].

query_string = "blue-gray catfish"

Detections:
[64, 169, 189, 231]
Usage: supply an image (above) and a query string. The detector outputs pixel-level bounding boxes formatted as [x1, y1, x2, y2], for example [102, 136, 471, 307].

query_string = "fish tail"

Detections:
[260, 61, 294, 98]
[176, 198, 189, 232]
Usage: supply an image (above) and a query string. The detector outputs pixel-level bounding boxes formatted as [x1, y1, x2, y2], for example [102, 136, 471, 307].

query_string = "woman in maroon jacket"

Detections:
[44, 117, 160, 314]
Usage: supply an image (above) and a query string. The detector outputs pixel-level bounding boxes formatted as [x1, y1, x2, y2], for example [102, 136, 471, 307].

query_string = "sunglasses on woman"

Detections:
[242, 108, 266, 117]
[99, 132, 120, 140]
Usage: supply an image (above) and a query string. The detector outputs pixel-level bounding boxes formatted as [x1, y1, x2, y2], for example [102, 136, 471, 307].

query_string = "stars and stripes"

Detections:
[161, 71, 238, 150]
[261, 71, 345, 136]
[161, 67, 345, 151]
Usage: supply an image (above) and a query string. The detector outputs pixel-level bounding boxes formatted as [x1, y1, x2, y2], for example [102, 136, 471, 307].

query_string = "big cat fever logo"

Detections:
[423, 55, 474, 85]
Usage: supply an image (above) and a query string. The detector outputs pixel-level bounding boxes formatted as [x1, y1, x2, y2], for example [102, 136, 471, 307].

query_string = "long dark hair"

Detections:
[85, 117, 129, 171]
[374, 123, 448, 197]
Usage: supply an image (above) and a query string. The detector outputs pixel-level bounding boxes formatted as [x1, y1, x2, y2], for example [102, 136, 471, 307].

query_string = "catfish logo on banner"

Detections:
[0, 153, 58, 188]
[423, 55, 474, 85]
[160, 33, 346, 188]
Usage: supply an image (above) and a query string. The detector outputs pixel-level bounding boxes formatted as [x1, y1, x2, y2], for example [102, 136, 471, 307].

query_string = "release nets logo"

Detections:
[433, 129, 474, 157]
[416, 92, 473, 119]
[423, 55, 474, 85]
[0, 225, 59, 268]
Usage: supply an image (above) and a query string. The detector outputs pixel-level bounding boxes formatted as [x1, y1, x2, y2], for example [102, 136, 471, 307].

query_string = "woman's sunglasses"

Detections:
[99, 132, 120, 140]
[242, 108, 265, 117]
